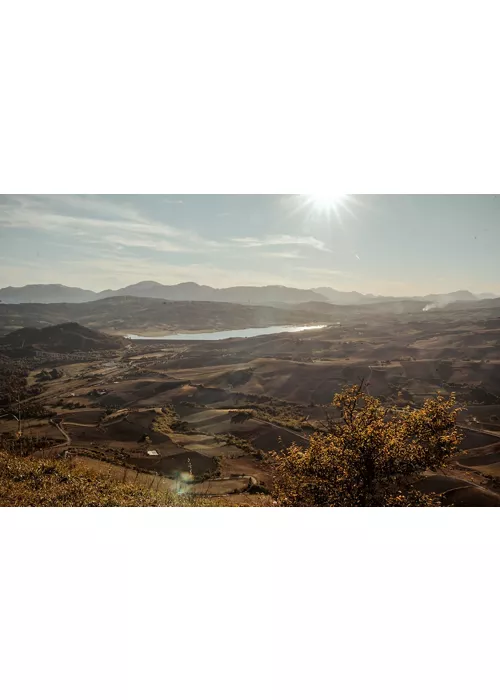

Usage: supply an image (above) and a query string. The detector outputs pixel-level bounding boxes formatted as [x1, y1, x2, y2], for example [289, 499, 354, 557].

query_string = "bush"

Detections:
[229, 410, 253, 424]
[271, 384, 462, 507]
[153, 404, 187, 433]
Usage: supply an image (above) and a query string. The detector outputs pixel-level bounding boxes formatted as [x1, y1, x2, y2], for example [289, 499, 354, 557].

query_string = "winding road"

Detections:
[458, 423, 500, 440]
[252, 417, 309, 443]
[52, 421, 71, 448]
[33, 420, 72, 458]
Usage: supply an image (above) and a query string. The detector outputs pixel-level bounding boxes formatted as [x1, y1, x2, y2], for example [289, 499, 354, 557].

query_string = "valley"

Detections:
[0, 296, 332, 337]
[3, 297, 500, 504]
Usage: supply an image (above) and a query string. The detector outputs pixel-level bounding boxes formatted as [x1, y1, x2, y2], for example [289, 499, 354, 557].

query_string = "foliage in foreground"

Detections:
[0, 451, 218, 507]
[271, 385, 462, 507]
[0, 385, 463, 507]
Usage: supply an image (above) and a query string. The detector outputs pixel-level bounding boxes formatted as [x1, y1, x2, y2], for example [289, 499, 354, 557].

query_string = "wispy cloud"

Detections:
[229, 234, 330, 251]
[0, 196, 331, 259]
[0, 194, 208, 254]
[267, 235, 331, 251]
[0, 195, 346, 291]
[261, 250, 302, 259]
[103, 234, 187, 253]
[229, 236, 261, 247]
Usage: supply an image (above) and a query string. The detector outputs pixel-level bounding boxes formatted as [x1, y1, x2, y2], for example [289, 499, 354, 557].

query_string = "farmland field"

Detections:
[4, 303, 500, 503]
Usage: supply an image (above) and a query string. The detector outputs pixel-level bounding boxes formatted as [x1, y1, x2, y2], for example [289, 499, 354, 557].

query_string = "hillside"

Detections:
[0, 322, 126, 354]
[2, 302, 500, 506]
[0, 451, 214, 506]
[0, 297, 332, 336]
[3, 293, 500, 339]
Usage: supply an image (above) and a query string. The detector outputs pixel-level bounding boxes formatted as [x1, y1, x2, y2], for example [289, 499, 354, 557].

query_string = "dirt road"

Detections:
[252, 417, 309, 443]
[32, 420, 72, 458]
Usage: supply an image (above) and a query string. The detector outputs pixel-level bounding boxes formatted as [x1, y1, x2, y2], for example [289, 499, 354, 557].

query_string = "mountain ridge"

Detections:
[0, 281, 498, 306]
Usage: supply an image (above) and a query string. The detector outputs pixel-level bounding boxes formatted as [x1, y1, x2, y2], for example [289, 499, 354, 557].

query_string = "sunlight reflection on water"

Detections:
[126, 324, 327, 341]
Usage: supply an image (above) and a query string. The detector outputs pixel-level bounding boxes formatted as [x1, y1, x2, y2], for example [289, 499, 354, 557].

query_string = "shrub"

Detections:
[229, 410, 253, 424]
[271, 384, 462, 507]
[153, 404, 187, 433]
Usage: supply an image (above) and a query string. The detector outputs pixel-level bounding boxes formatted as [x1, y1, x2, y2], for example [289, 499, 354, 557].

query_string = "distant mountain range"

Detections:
[312, 287, 498, 305]
[0, 281, 497, 306]
[0, 282, 327, 305]
[0, 284, 98, 304]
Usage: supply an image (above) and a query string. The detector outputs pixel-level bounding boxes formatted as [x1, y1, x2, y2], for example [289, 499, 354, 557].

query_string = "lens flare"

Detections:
[297, 193, 354, 222]
[305, 193, 348, 213]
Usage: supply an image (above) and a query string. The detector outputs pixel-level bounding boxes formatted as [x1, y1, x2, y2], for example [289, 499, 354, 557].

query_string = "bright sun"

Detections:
[293, 193, 355, 222]
[305, 193, 348, 213]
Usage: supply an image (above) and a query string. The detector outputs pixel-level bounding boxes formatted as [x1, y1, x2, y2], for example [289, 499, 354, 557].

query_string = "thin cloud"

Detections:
[266, 235, 331, 251]
[0, 195, 343, 290]
[228, 234, 330, 251]
[0, 194, 214, 254]
[103, 234, 187, 253]
[229, 236, 261, 247]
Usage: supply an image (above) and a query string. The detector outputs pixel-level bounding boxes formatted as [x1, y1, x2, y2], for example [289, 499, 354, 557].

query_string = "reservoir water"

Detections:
[126, 324, 327, 341]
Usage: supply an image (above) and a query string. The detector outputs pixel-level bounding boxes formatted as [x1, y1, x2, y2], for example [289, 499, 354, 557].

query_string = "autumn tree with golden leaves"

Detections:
[272, 384, 462, 507]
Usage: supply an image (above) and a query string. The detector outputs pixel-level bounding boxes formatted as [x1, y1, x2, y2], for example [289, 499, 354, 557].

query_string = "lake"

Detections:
[126, 324, 327, 341]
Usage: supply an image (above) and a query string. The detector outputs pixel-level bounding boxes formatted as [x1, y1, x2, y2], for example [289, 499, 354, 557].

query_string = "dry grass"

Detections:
[0, 450, 235, 507]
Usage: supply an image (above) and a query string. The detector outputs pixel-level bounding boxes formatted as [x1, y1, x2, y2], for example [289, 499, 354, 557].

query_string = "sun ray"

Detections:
[293, 193, 356, 223]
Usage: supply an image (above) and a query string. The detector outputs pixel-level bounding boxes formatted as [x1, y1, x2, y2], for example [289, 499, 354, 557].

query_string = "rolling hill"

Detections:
[0, 297, 333, 336]
[0, 322, 126, 354]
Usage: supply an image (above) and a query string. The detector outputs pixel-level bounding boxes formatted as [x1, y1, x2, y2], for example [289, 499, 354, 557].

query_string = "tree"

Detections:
[271, 384, 462, 507]
[436, 361, 453, 383]
[230, 410, 253, 424]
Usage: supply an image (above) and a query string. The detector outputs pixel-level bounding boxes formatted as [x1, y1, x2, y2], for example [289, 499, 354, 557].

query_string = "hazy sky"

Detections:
[1, 194, 499, 295]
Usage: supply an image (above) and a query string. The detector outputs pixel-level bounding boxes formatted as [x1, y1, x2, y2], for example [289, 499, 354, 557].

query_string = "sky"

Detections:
[1, 194, 500, 295]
